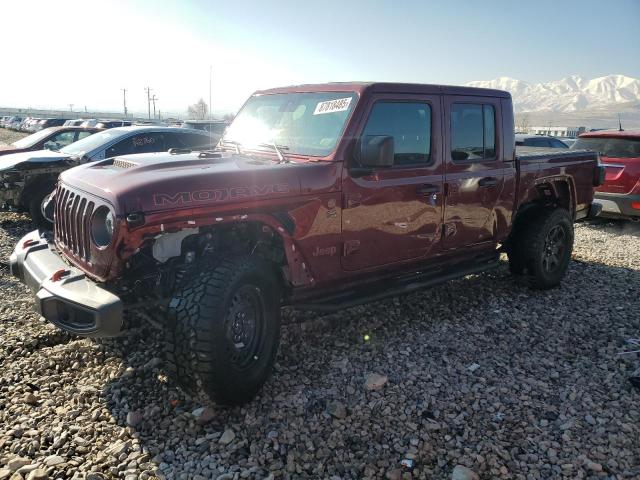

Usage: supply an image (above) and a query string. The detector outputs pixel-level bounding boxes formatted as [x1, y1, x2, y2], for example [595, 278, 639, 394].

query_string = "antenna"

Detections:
[618, 113, 624, 132]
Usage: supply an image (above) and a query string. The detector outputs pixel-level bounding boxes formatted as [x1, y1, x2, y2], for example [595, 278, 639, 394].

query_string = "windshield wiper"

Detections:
[258, 142, 289, 163]
[223, 140, 242, 154]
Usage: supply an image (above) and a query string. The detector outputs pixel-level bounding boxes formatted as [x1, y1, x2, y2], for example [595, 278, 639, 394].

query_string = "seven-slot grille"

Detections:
[54, 186, 94, 260]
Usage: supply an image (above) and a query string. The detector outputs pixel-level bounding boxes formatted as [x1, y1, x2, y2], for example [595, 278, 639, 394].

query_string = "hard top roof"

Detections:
[255, 82, 511, 98]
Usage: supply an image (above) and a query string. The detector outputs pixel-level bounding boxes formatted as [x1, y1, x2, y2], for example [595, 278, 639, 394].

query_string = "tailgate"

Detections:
[598, 156, 640, 194]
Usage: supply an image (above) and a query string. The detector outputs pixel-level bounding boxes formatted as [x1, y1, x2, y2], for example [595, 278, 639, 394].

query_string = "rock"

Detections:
[467, 363, 481, 372]
[86, 474, 106, 480]
[585, 460, 603, 472]
[451, 465, 479, 480]
[192, 406, 216, 424]
[326, 401, 347, 419]
[126, 411, 143, 427]
[15, 466, 38, 476]
[364, 373, 388, 391]
[9, 474, 23, 480]
[22, 393, 38, 406]
[104, 440, 130, 457]
[6, 460, 30, 474]
[385, 468, 402, 480]
[0, 469, 11, 480]
[219, 429, 235, 445]
[143, 357, 162, 369]
[43, 455, 64, 467]
[25, 470, 47, 480]
[585, 414, 596, 426]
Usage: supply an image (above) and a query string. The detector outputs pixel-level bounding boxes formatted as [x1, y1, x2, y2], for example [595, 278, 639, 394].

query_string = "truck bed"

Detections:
[515, 146, 596, 162]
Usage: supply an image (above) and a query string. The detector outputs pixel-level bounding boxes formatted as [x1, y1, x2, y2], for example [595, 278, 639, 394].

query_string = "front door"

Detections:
[341, 95, 444, 271]
[442, 96, 506, 249]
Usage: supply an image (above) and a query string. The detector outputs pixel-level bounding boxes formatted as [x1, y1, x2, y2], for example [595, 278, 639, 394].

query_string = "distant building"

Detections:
[528, 126, 586, 138]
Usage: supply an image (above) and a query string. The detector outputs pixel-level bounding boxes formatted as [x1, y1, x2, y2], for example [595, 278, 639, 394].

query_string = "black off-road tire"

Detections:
[28, 186, 54, 231]
[506, 243, 526, 275]
[512, 208, 574, 289]
[165, 256, 282, 406]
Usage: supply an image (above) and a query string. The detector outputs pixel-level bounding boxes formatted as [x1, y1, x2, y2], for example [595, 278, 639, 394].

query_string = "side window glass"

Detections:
[131, 133, 165, 154]
[361, 102, 431, 166]
[76, 131, 93, 141]
[185, 133, 212, 149]
[106, 138, 135, 158]
[164, 133, 211, 150]
[529, 137, 550, 147]
[44, 131, 75, 150]
[484, 105, 496, 157]
[451, 103, 496, 161]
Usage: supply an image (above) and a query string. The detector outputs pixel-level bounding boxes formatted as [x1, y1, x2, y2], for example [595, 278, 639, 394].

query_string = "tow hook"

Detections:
[50, 268, 71, 282]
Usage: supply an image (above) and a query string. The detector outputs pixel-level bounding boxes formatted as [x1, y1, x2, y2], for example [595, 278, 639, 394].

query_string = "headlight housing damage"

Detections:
[91, 206, 115, 248]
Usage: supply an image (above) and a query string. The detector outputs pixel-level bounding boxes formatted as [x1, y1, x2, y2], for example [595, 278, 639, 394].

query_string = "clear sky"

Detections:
[1, 0, 638, 115]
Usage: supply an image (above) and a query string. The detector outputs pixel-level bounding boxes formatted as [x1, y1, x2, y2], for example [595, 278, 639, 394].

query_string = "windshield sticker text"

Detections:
[133, 137, 156, 147]
[313, 97, 352, 115]
[153, 184, 291, 206]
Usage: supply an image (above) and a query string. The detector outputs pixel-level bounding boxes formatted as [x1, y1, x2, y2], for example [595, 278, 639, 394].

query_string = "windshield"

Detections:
[223, 91, 358, 156]
[11, 128, 56, 148]
[60, 129, 123, 156]
[572, 137, 640, 158]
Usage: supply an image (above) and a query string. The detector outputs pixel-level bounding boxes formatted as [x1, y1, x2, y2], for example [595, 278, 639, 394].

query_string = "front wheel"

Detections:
[516, 208, 574, 289]
[27, 185, 55, 231]
[165, 256, 282, 406]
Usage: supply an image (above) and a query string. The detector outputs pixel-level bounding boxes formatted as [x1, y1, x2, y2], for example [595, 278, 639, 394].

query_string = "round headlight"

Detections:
[91, 206, 115, 248]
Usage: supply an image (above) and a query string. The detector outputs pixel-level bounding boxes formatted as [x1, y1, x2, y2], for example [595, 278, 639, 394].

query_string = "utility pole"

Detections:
[144, 87, 152, 119]
[209, 65, 212, 120]
[69, 104, 74, 112]
[121, 88, 128, 117]
[151, 95, 158, 119]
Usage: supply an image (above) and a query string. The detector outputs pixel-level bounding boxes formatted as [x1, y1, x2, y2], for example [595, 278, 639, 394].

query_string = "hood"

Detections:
[0, 145, 25, 157]
[60, 151, 304, 214]
[0, 149, 72, 171]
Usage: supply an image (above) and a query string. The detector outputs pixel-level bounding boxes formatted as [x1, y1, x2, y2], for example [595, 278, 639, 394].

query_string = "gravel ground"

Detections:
[0, 213, 638, 480]
[0, 128, 29, 146]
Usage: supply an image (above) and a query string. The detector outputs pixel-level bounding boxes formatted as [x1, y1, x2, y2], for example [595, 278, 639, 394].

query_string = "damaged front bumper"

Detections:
[10, 230, 123, 337]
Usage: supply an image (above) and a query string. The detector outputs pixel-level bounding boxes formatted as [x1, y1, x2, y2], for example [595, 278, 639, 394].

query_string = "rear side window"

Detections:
[168, 132, 212, 149]
[451, 103, 496, 161]
[361, 102, 431, 166]
[76, 131, 93, 141]
[525, 137, 551, 147]
[550, 139, 568, 148]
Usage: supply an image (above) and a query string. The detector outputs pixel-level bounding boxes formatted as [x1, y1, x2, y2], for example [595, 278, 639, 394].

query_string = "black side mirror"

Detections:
[359, 135, 394, 168]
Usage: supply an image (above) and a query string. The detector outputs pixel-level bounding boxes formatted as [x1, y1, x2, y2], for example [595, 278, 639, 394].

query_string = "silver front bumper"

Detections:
[10, 230, 123, 337]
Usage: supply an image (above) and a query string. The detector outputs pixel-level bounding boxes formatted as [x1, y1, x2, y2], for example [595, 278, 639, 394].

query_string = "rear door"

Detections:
[442, 97, 506, 248]
[341, 94, 444, 271]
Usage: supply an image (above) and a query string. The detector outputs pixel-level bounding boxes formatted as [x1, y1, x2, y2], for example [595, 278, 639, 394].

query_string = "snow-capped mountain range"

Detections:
[466, 74, 640, 113]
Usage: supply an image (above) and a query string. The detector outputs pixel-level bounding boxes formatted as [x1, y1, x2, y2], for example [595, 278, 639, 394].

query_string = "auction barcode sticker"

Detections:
[313, 97, 352, 115]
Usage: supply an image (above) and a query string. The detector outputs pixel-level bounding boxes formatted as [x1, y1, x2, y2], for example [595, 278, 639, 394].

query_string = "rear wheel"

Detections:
[510, 208, 574, 289]
[165, 256, 281, 405]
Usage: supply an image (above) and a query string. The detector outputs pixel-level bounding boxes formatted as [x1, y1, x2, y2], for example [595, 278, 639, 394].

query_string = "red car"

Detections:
[572, 130, 640, 218]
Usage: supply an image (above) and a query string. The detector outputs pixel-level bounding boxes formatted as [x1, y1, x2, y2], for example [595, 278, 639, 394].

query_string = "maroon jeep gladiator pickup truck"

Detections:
[10, 83, 604, 405]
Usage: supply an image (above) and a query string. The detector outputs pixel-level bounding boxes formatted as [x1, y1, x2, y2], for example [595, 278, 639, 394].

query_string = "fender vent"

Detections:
[113, 158, 139, 169]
